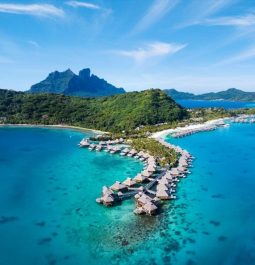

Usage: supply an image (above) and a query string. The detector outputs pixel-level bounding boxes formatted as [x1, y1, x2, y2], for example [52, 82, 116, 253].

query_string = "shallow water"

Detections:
[0, 127, 146, 265]
[120, 123, 255, 265]
[0, 125, 255, 265]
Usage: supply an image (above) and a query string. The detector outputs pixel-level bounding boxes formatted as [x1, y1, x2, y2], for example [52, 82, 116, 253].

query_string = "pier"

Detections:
[231, 115, 255, 123]
[79, 136, 193, 216]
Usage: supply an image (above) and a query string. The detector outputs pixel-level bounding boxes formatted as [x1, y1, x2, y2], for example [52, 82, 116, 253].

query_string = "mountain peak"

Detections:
[28, 68, 125, 97]
[226, 88, 242, 92]
[79, 68, 91, 79]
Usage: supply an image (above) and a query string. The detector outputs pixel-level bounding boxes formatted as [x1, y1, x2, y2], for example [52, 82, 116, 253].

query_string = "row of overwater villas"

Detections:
[171, 125, 217, 138]
[79, 138, 155, 161]
[231, 117, 255, 123]
[95, 138, 193, 216]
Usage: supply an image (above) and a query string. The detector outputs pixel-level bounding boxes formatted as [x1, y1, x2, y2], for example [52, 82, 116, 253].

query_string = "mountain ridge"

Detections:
[164, 88, 255, 102]
[28, 68, 125, 97]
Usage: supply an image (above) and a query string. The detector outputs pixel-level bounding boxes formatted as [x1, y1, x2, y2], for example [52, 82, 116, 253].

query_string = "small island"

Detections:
[1, 87, 255, 216]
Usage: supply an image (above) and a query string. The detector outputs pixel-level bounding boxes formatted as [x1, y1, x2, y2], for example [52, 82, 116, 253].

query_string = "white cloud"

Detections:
[114, 42, 186, 63]
[66, 1, 100, 10]
[134, 0, 180, 32]
[0, 3, 64, 17]
[177, 0, 234, 28]
[27, 40, 40, 48]
[204, 13, 255, 27]
[220, 46, 255, 64]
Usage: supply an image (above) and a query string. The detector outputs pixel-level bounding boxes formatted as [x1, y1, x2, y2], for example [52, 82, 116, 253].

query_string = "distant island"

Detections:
[28, 68, 125, 97]
[164, 88, 255, 102]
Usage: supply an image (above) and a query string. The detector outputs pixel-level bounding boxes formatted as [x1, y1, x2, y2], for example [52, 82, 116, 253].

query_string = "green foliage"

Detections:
[231, 108, 255, 115]
[0, 89, 187, 133]
[130, 138, 178, 167]
[189, 108, 230, 121]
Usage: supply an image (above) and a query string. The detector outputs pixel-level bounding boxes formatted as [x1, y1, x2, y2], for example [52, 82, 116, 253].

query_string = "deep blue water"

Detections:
[177, 99, 255, 109]
[0, 125, 255, 265]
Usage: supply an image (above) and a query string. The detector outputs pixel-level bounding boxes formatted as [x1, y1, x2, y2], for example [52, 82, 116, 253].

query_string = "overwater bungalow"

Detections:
[79, 138, 90, 147]
[137, 151, 145, 158]
[101, 194, 115, 206]
[177, 166, 187, 173]
[135, 192, 152, 206]
[141, 170, 152, 178]
[156, 188, 171, 200]
[110, 181, 128, 192]
[102, 186, 113, 196]
[120, 147, 130, 156]
[128, 149, 137, 157]
[156, 183, 169, 191]
[134, 173, 147, 183]
[164, 172, 174, 181]
[158, 177, 169, 185]
[123, 177, 136, 187]
[143, 202, 158, 215]
[95, 145, 103, 151]
[110, 147, 121, 154]
[88, 144, 96, 150]
[147, 165, 157, 172]
[169, 168, 180, 177]
[105, 147, 110, 152]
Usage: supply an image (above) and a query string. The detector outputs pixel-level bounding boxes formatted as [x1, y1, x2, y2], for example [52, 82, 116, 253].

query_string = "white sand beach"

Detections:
[151, 118, 228, 140]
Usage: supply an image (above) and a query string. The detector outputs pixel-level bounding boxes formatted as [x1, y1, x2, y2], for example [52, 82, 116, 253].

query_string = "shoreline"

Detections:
[0, 123, 107, 135]
[151, 118, 228, 140]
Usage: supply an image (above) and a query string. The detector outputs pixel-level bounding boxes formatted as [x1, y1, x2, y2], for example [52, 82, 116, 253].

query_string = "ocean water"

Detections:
[0, 127, 145, 265]
[1, 124, 255, 265]
[176, 99, 255, 109]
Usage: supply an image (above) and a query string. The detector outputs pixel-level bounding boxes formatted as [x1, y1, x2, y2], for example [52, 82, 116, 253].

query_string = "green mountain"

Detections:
[164, 88, 255, 102]
[28, 68, 125, 97]
[196, 88, 255, 101]
[164, 89, 196, 100]
[0, 89, 187, 132]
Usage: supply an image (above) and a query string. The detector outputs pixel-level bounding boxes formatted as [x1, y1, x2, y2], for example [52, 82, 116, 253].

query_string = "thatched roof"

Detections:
[143, 202, 157, 212]
[134, 173, 146, 182]
[129, 149, 137, 155]
[138, 194, 152, 205]
[102, 186, 113, 195]
[137, 151, 145, 157]
[156, 183, 169, 191]
[158, 177, 169, 185]
[122, 148, 130, 153]
[169, 168, 179, 175]
[156, 189, 170, 198]
[177, 166, 186, 172]
[110, 181, 127, 191]
[147, 165, 156, 172]
[123, 177, 136, 187]
[141, 170, 152, 177]
[102, 194, 114, 203]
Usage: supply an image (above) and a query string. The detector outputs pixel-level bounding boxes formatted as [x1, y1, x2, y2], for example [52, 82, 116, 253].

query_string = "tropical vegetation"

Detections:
[130, 138, 178, 167]
[0, 88, 187, 133]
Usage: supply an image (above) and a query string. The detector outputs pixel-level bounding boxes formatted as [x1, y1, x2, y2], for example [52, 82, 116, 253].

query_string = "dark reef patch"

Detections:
[37, 237, 52, 245]
[0, 216, 19, 224]
[209, 220, 221, 226]
[211, 194, 225, 199]
[218, 236, 227, 242]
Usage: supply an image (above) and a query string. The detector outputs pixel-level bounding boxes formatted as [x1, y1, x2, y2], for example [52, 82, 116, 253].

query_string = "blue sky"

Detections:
[0, 0, 255, 93]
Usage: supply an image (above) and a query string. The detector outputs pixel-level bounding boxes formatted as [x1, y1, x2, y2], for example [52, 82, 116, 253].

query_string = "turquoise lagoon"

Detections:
[0, 124, 255, 265]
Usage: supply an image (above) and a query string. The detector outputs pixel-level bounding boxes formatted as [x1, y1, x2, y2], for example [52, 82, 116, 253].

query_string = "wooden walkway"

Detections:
[120, 170, 167, 200]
